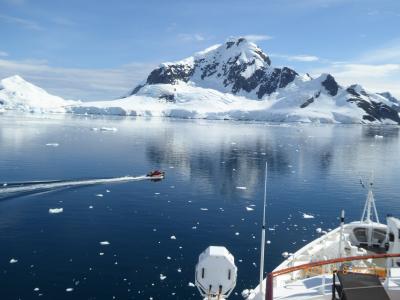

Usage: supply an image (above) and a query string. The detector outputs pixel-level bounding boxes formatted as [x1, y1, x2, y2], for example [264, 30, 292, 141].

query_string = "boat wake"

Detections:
[0, 175, 155, 199]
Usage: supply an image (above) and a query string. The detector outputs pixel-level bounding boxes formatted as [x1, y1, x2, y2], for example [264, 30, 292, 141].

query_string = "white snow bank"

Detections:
[0, 75, 77, 113]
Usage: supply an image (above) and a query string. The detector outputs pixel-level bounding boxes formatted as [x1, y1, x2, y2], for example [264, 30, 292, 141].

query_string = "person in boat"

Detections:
[147, 170, 165, 177]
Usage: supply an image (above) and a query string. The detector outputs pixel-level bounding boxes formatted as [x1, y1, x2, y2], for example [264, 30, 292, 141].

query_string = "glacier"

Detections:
[0, 37, 399, 124]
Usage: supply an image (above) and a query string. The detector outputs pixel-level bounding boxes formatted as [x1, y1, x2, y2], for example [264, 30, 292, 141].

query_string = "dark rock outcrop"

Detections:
[347, 98, 400, 123]
[322, 74, 339, 96]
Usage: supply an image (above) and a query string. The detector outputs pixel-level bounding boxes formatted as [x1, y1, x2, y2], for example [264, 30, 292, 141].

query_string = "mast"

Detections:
[360, 178, 380, 224]
[338, 210, 345, 257]
[259, 162, 268, 294]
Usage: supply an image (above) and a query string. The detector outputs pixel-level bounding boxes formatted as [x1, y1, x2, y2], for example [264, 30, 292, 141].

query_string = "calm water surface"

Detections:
[0, 113, 400, 299]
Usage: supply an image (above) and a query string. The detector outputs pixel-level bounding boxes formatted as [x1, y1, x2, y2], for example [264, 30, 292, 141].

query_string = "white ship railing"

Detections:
[265, 252, 400, 300]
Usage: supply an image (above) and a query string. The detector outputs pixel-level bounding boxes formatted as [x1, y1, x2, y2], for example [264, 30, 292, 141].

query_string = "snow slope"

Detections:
[0, 75, 77, 113]
[0, 38, 399, 124]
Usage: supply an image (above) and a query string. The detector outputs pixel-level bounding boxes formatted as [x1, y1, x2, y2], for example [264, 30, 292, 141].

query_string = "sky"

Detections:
[0, 0, 399, 100]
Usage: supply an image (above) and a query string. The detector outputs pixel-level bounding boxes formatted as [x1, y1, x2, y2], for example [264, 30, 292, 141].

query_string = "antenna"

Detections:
[259, 162, 268, 294]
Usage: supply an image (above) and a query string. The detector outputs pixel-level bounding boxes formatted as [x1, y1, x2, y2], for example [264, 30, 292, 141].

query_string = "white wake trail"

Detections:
[0, 175, 158, 196]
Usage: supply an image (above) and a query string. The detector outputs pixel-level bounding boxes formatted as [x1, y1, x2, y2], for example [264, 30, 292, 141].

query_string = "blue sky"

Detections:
[0, 0, 399, 100]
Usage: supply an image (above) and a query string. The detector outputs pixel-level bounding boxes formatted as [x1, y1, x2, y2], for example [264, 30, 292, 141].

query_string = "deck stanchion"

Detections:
[266, 273, 273, 300]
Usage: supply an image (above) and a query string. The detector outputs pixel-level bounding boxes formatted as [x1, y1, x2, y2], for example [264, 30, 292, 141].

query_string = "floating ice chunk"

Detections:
[45, 143, 59, 147]
[268, 227, 275, 231]
[100, 241, 110, 245]
[267, 240, 271, 244]
[374, 135, 384, 139]
[154, 192, 160, 195]
[242, 289, 250, 298]
[166, 256, 171, 260]
[95, 194, 104, 197]
[9, 258, 18, 264]
[236, 186, 247, 190]
[200, 208, 208, 211]
[33, 287, 40, 291]
[235, 232, 240, 236]
[302, 213, 315, 219]
[49, 208, 63, 214]
[100, 127, 118, 132]
[316, 227, 322, 233]
[160, 274, 167, 280]
[2, 183, 7, 187]
[99, 252, 104, 256]
[106, 189, 110, 193]
[246, 207, 254, 211]
[177, 268, 182, 273]
[89, 206, 93, 209]
[188, 282, 195, 287]
[170, 235, 177, 240]
[66, 288, 74, 292]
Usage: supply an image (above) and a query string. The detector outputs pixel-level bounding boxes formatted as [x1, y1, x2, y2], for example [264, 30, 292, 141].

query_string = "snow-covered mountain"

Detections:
[0, 75, 77, 113]
[1, 37, 399, 124]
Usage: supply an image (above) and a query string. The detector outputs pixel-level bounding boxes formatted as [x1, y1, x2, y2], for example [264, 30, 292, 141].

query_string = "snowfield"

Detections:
[0, 37, 399, 124]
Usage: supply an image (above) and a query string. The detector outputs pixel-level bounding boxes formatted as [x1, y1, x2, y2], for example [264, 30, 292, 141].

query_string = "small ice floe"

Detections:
[246, 207, 254, 211]
[177, 268, 182, 273]
[66, 288, 74, 292]
[100, 127, 118, 132]
[200, 208, 208, 211]
[235, 232, 240, 236]
[154, 192, 160, 195]
[100, 241, 110, 245]
[242, 289, 251, 298]
[281, 251, 290, 258]
[33, 287, 40, 292]
[268, 227, 275, 231]
[160, 274, 167, 280]
[236, 186, 247, 190]
[302, 213, 315, 219]
[316, 227, 322, 233]
[89, 206, 93, 209]
[170, 235, 177, 240]
[49, 208, 63, 214]
[95, 194, 104, 197]
[374, 135, 384, 139]
[9, 258, 18, 264]
[2, 183, 7, 187]
[188, 282, 195, 287]
[106, 189, 110, 193]
[45, 143, 59, 147]
[99, 252, 104, 256]
[166, 256, 171, 260]
[267, 240, 271, 244]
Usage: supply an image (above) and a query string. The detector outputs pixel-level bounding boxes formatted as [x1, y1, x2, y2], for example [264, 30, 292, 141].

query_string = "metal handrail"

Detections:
[265, 252, 400, 300]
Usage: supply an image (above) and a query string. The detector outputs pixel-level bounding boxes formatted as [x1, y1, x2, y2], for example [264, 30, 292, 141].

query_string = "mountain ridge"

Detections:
[0, 37, 399, 124]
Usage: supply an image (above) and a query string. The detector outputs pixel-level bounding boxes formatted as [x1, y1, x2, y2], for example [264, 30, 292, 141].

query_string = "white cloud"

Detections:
[243, 34, 273, 42]
[0, 58, 156, 100]
[0, 51, 8, 57]
[288, 55, 319, 62]
[177, 33, 206, 42]
[311, 63, 400, 98]
[0, 14, 43, 31]
[270, 53, 319, 62]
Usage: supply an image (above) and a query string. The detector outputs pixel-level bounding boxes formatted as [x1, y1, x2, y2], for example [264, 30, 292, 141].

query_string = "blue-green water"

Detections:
[0, 113, 400, 299]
